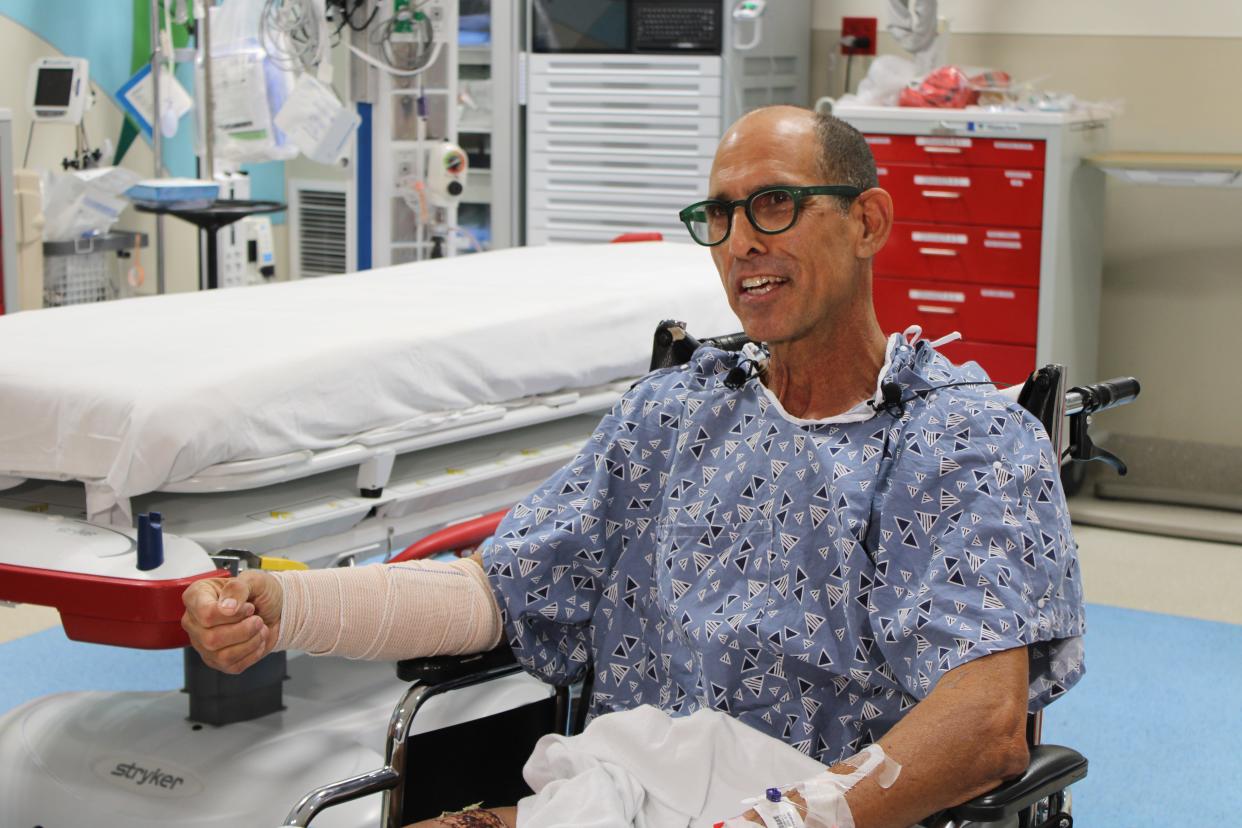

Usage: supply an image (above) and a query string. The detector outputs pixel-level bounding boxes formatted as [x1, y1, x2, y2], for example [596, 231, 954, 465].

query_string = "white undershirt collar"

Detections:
[752, 325, 959, 427]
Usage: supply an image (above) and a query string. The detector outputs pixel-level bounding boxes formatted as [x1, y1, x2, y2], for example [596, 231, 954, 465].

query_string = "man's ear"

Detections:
[854, 188, 894, 259]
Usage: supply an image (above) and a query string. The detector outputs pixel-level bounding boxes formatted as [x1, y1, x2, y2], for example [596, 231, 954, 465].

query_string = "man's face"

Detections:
[707, 111, 862, 348]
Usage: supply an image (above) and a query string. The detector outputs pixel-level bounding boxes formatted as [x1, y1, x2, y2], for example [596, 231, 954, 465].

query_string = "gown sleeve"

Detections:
[482, 371, 685, 685]
[868, 391, 1086, 709]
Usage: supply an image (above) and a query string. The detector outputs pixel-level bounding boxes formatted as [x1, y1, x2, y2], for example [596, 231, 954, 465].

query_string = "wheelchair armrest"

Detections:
[395, 644, 519, 684]
[946, 744, 1087, 823]
[283, 767, 401, 827]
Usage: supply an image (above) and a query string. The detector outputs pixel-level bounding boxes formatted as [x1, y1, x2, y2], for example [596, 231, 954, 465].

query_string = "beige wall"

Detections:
[812, 0, 1242, 37]
[811, 25, 1242, 448]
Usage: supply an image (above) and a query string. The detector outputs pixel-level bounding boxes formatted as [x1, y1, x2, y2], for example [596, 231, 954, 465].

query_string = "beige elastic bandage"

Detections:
[272, 558, 503, 660]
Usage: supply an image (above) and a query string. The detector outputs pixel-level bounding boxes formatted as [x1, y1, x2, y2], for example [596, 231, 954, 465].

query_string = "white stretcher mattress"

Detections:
[0, 242, 739, 515]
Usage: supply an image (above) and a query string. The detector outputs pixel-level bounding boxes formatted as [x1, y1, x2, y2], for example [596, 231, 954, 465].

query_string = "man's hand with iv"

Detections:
[719, 648, 1031, 828]
[181, 570, 283, 674]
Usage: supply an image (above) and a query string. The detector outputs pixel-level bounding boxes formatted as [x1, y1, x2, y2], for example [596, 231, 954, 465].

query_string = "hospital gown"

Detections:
[482, 337, 1084, 765]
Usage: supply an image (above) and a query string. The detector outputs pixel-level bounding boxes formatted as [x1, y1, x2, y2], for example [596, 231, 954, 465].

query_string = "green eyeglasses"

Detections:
[678, 184, 864, 247]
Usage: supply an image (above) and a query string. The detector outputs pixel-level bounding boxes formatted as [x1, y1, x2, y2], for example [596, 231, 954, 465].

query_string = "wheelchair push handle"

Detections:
[1064, 376, 1140, 476]
[651, 321, 751, 371]
[1066, 377, 1140, 416]
[703, 332, 751, 352]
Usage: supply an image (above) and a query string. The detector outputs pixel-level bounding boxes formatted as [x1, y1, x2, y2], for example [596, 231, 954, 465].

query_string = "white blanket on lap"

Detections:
[519, 706, 827, 828]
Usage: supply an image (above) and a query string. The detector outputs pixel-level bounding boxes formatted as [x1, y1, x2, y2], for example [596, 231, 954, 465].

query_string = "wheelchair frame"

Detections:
[283, 323, 1138, 828]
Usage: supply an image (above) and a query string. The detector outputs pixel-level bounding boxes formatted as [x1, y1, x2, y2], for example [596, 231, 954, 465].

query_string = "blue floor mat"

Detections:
[1040, 604, 1242, 826]
[2, 605, 1239, 823]
[0, 626, 182, 713]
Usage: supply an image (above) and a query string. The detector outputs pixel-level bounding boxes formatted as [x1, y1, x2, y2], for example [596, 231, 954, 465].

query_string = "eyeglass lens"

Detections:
[688, 189, 798, 244]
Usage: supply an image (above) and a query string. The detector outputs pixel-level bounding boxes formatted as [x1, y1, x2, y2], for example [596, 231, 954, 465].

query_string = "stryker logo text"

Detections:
[111, 761, 185, 790]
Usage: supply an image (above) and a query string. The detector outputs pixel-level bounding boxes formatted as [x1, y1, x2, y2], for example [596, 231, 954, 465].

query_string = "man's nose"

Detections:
[727, 204, 764, 259]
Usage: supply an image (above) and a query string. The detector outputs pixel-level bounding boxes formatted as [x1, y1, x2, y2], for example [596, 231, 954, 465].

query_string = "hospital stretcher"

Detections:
[0, 241, 739, 648]
[0, 241, 739, 828]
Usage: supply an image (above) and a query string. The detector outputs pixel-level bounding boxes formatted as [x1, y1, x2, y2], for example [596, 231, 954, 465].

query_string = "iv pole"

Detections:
[148, 0, 166, 293]
[147, 0, 218, 294]
[199, 0, 216, 182]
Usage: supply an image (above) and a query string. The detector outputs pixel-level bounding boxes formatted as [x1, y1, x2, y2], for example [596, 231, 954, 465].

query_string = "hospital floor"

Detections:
[2, 508, 1239, 826]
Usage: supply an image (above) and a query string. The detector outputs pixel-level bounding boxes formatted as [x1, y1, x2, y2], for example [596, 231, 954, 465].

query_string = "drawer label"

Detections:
[994, 141, 1036, 151]
[876, 167, 889, 175]
[908, 289, 965, 303]
[984, 239, 1023, 250]
[1004, 170, 1034, 179]
[911, 232, 968, 244]
[914, 175, 971, 187]
[917, 136, 973, 147]
[981, 288, 1017, 299]
[866, 136, 892, 144]
[968, 121, 1022, 132]
[986, 230, 1021, 239]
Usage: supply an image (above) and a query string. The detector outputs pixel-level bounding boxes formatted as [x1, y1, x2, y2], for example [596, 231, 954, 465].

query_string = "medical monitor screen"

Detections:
[34, 67, 74, 107]
[532, 0, 627, 52]
[34, 66, 73, 106]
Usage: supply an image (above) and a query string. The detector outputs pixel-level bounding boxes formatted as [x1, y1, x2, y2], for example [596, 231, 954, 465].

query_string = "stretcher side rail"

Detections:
[162, 384, 632, 495]
[0, 383, 633, 527]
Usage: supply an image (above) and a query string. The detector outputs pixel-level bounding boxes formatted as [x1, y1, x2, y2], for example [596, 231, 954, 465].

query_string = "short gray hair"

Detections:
[813, 113, 878, 208]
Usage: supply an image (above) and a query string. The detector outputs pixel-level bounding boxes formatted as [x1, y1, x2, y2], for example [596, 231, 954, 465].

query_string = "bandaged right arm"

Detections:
[271, 557, 503, 660]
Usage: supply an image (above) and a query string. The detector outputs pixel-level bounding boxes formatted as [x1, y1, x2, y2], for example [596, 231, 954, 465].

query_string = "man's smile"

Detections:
[736, 274, 790, 301]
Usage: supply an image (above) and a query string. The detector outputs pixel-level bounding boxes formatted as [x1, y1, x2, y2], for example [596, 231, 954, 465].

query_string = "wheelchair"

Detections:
[280, 322, 1140, 828]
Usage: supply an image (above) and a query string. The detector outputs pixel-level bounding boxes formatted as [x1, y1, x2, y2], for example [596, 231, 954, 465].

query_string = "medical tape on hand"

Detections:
[736, 793, 805, 828]
[794, 744, 901, 828]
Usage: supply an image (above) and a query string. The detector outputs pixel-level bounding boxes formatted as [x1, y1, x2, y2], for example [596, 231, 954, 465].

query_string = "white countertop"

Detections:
[832, 103, 1114, 127]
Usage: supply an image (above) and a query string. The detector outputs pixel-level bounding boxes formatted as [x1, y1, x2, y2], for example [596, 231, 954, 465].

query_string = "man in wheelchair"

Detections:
[183, 106, 1083, 828]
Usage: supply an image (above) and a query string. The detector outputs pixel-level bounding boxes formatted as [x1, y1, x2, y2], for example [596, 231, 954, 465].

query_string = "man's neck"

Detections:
[762, 318, 889, 420]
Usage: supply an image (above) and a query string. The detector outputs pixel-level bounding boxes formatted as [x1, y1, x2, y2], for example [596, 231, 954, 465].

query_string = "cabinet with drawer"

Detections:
[875, 164, 1045, 228]
[526, 54, 726, 245]
[873, 278, 1039, 347]
[877, 223, 1041, 287]
[866, 133, 1047, 169]
[837, 106, 1111, 387]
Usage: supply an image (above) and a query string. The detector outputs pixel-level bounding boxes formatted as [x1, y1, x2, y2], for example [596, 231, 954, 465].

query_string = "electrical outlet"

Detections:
[841, 17, 877, 56]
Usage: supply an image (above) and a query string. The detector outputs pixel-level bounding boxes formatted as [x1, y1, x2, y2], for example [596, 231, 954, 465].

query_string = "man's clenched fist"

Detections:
[181, 570, 283, 674]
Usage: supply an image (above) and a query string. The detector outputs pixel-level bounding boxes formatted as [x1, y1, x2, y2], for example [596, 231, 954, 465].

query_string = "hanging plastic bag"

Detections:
[206, 0, 298, 163]
[41, 167, 142, 241]
[274, 73, 360, 165]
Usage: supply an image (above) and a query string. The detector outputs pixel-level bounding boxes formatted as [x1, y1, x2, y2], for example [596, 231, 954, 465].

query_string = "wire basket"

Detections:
[41, 232, 147, 308]
[43, 249, 111, 306]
